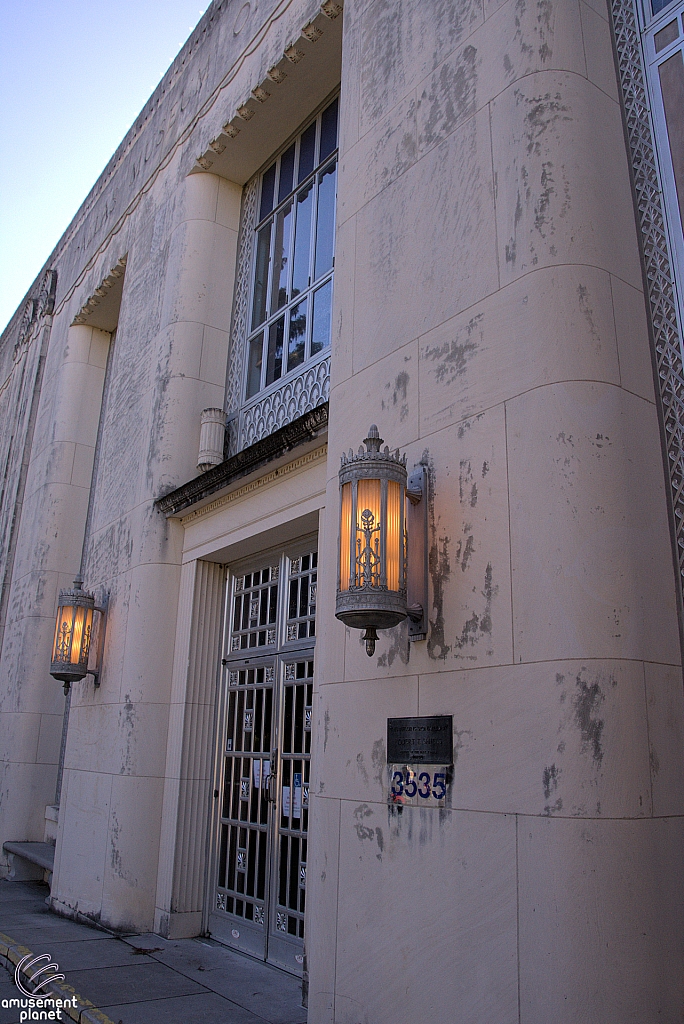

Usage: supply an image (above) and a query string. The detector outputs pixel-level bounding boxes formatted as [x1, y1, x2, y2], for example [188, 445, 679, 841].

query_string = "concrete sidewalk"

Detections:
[0, 880, 307, 1024]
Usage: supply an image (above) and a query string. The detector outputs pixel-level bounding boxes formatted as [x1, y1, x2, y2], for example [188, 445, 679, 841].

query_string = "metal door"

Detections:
[208, 548, 316, 976]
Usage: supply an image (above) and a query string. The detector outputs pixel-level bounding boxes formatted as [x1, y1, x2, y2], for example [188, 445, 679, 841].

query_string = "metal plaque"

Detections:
[387, 716, 453, 765]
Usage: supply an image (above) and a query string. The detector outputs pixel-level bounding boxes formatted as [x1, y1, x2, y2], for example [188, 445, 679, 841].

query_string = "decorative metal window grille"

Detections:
[278, 656, 313, 940]
[286, 551, 317, 642]
[610, 0, 684, 623]
[230, 565, 279, 651]
[216, 662, 273, 925]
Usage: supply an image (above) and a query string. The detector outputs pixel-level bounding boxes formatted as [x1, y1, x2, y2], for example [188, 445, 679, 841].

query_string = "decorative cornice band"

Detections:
[71, 256, 127, 325]
[610, 0, 684, 622]
[180, 443, 328, 525]
[155, 402, 328, 517]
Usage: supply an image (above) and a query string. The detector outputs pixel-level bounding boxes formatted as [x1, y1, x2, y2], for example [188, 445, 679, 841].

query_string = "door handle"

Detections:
[266, 750, 278, 802]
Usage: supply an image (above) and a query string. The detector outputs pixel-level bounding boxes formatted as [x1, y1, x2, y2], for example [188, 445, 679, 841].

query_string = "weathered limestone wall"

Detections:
[0, 277, 61, 844]
[49, 168, 241, 930]
[309, 1, 684, 1022]
[0, 0, 334, 932]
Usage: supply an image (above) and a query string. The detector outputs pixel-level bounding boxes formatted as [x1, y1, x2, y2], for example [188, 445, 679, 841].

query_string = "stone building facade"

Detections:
[1, 0, 684, 1020]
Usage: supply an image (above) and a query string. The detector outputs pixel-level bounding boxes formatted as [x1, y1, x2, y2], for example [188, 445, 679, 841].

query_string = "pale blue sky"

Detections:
[0, 0, 208, 333]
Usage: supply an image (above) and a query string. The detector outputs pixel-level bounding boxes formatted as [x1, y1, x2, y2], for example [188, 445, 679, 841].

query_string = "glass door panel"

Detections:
[211, 659, 275, 959]
[268, 656, 313, 972]
[209, 548, 316, 977]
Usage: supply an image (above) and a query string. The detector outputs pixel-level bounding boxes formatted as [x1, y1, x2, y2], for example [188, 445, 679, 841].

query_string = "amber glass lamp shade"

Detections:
[50, 577, 95, 685]
[336, 426, 407, 652]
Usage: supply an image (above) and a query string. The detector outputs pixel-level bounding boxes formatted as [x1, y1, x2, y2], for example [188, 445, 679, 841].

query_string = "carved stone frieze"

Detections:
[16, 269, 57, 347]
[611, 0, 684, 612]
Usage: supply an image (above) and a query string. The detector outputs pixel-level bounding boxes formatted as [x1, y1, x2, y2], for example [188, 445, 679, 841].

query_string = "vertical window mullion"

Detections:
[309, 174, 319, 294]
[260, 327, 268, 392]
[266, 216, 277, 326]
[306, 173, 320, 364]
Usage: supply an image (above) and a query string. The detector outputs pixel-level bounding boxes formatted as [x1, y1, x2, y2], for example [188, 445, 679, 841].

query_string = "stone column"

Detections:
[308, 1, 684, 1021]
[0, 320, 109, 863]
[51, 171, 242, 932]
[154, 558, 225, 939]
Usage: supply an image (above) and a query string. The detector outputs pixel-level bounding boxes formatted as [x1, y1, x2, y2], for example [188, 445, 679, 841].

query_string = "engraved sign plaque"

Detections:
[387, 716, 453, 765]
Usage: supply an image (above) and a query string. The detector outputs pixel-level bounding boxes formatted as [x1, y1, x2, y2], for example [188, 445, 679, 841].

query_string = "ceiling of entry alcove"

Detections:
[192, 8, 342, 185]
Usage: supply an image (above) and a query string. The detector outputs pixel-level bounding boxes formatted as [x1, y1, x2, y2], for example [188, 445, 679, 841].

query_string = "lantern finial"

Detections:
[363, 425, 383, 453]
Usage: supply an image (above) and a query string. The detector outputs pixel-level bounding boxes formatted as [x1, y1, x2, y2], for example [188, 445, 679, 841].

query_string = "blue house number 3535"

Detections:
[391, 769, 447, 800]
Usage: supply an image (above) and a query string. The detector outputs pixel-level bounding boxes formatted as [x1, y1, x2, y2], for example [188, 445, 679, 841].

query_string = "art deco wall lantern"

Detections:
[336, 425, 428, 656]
[50, 576, 107, 693]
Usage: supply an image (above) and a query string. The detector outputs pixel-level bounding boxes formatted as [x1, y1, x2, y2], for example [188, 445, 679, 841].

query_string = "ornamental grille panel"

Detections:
[230, 565, 279, 651]
[610, 0, 684, 629]
[287, 552, 317, 642]
[239, 354, 330, 450]
[277, 657, 313, 941]
[210, 547, 316, 975]
[225, 175, 259, 456]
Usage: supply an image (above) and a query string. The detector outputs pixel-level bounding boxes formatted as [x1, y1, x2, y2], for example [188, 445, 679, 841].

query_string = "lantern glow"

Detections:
[336, 426, 409, 655]
[50, 576, 105, 691]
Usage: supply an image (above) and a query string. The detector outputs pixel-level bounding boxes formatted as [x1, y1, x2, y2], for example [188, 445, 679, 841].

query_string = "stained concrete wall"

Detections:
[0, 283, 61, 845]
[308, 1, 684, 1022]
[0, 0, 682, 1014]
[0, 0, 335, 932]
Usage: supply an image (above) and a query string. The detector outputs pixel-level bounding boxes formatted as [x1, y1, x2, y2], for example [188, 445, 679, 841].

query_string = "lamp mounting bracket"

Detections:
[406, 464, 428, 641]
[89, 594, 109, 687]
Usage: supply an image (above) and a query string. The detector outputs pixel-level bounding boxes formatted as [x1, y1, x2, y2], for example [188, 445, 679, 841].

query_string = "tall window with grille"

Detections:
[641, 0, 684, 333]
[209, 546, 318, 977]
[246, 97, 338, 399]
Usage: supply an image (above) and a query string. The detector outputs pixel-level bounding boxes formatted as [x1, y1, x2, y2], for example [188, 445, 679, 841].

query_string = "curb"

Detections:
[0, 931, 116, 1024]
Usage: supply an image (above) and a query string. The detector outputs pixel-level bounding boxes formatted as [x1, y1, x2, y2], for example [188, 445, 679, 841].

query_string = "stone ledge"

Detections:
[3, 842, 55, 873]
[155, 403, 328, 517]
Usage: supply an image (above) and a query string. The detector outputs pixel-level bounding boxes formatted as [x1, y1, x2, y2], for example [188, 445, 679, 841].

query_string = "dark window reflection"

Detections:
[279, 144, 296, 204]
[319, 98, 338, 162]
[252, 224, 271, 329]
[271, 203, 292, 312]
[260, 164, 276, 222]
[266, 316, 285, 386]
[311, 281, 332, 356]
[292, 183, 313, 298]
[298, 122, 317, 184]
[315, 161, 336, 281]
[246, 332, 264, 397]
[288, 298, 308, 371]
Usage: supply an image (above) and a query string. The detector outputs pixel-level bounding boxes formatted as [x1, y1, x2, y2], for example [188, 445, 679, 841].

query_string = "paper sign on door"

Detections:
[293, 773, 302, 817]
